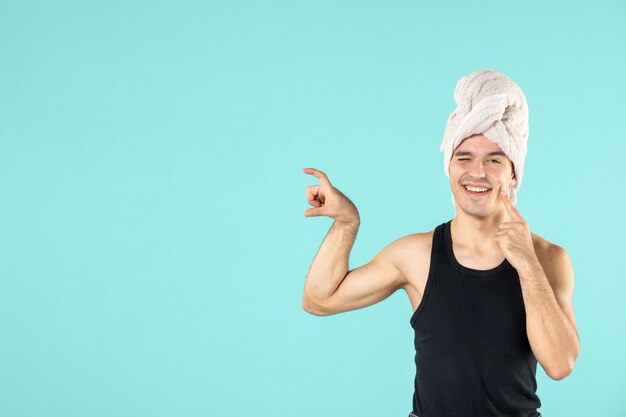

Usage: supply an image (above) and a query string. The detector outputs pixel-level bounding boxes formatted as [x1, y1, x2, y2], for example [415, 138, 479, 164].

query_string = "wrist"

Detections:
[335, 220, 360, 230]
[518, 255, 543, 276]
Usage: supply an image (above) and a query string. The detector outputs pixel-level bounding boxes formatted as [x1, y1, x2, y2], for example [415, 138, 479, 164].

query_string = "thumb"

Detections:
[304, 207, 327, 217]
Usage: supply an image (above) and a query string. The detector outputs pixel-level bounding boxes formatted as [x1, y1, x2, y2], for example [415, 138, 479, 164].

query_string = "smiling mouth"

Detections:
[462, 185, 493, 197]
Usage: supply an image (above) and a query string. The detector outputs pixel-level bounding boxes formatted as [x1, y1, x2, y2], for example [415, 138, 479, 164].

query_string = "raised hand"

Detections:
[494, 188, 538, 272]
[303, 167, 360, 227]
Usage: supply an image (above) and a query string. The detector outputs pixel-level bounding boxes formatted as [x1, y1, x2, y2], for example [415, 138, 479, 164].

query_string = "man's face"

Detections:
[448, 134, 518, 218]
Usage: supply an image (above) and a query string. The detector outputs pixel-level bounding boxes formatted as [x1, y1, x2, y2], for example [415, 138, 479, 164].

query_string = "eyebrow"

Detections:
[453, 150, 508, 157]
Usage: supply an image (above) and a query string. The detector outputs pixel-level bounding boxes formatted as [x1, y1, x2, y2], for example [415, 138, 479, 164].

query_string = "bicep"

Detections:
[308, 239, 407, 316]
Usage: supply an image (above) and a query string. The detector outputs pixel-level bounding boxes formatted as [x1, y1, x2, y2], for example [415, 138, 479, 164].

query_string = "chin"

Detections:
[460, 206, 491, 218]
[455, 198, 494, 218]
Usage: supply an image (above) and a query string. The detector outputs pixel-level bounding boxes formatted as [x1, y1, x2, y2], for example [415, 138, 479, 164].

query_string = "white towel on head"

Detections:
[440, 70, 529, 206]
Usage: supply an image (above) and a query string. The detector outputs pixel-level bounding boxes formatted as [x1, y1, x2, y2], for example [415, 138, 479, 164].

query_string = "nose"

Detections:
[467, 159, 488, 178]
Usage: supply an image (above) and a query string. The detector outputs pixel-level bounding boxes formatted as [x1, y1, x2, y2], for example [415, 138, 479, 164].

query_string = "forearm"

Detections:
[517, 259, 580, 379]
[303, 220, 359, 303]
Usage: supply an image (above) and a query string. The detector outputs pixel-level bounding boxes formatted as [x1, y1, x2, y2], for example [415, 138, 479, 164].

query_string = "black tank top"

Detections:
[409, 219, 542, 417]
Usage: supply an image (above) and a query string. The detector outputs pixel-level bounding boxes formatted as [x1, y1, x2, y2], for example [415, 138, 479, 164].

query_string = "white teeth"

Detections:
[464, 185, 490, 192]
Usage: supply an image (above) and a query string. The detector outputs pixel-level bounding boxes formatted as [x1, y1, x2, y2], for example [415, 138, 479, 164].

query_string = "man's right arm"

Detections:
[301, 166, 407, 316]
[301, 221, 407, 316]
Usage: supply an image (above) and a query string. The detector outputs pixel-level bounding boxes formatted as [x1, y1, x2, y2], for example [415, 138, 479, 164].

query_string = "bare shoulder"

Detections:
[531, 232, 571, 269]
[381, 229, 436, 307]
[378, 229, 434, 264]
[531, 232, 574, 287]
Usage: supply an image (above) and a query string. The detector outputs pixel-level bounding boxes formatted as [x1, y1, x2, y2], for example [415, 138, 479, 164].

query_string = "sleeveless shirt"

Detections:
[409, 219, 542, 417]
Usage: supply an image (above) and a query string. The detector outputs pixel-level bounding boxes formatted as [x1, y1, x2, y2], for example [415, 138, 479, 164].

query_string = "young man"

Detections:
[301, 70, 580, 417]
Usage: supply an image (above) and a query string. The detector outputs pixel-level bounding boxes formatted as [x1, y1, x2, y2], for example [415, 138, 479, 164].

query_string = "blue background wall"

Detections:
[1, 1, 624, 416]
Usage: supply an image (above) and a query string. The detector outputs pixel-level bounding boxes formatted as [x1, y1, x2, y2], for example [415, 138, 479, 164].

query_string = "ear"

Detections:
[510, 161, 517, 187]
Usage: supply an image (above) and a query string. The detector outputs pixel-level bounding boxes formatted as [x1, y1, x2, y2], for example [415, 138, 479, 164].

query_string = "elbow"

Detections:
[301, 293, 332, 316]
[547, 365, 572, 381]
[546, 353, 578, 381]
[302, 293, 335, 317]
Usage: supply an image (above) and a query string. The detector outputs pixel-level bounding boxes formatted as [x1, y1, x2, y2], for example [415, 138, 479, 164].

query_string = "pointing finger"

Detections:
[303, 167, 333, 188]
[500, 189, 523, 222]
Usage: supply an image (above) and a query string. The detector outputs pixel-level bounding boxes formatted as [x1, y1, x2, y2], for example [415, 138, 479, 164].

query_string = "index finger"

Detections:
[500, 189, 523, 221]
[303, 167, 333, 187]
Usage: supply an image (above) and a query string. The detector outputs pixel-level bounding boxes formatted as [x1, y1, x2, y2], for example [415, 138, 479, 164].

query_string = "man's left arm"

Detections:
[495, 190, 580, 381]
[516, 246, 580, 380]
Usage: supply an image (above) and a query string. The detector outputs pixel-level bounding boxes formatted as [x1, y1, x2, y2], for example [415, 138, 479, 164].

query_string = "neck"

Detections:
[451, 210, 509, 251]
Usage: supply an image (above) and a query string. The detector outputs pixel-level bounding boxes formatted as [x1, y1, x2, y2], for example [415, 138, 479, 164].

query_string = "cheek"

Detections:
[497, 174, 513, 188]
[448, 164, 463, 177]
